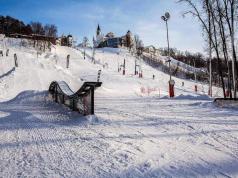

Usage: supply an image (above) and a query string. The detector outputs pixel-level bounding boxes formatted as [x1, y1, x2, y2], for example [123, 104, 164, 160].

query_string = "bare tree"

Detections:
[214, 0, 232, 98]
[222, 0, 238, 98]
[30, 22, 44, 35]
[178, 0, 235, 97]
[44, 24, 57, 38]
[126, 30, 133, 50]
[82, 36, 89, 47]
[134, 35, 140, 50]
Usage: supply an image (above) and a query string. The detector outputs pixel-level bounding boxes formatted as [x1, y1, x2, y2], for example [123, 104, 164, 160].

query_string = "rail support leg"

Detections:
[91, 88, 95, 115]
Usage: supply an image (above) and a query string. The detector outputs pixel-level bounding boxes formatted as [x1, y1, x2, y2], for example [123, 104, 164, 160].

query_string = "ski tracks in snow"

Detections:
[94, 96, 238, 177]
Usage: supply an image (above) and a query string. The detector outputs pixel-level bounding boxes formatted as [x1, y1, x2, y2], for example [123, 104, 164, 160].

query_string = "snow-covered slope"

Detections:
[81, 47, 212, 98]
[143, 52, 206, 74]
[0, 37, 217, 100]
[0, 38, 237, 178]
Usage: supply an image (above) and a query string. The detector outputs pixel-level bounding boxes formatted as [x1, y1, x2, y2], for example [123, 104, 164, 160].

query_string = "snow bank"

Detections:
[1, 90, 49, 105]
[175, 94, 211, 100]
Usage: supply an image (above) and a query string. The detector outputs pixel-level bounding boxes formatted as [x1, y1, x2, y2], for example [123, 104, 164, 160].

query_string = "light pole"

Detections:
[84, 47, 86, 60]
[162, 12, 175, 97]
[161, 12, 171, 81]
[193, 58, 198, 92]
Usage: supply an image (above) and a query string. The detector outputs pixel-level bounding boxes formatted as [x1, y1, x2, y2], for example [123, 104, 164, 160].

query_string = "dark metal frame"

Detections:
[49, 81, 102, 115]
[214, 98, 238, 101]
[214, 98, 238, 108]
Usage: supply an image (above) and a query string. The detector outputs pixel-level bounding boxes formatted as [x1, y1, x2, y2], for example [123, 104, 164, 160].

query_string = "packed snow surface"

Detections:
[0, 38, 238, 177]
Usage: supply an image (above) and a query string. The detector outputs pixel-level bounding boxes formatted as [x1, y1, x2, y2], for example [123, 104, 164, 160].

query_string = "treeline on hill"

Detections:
[159, 48, 232, 84]
[159, 48, 206, 68]
[0, 15, 57, 38]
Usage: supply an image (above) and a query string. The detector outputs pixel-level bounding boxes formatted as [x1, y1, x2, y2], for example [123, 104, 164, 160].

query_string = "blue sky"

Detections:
[0, 0, 204, 53]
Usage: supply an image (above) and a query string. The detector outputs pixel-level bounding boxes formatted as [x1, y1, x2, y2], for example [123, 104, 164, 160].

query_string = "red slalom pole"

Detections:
[169, 80, 175, 98]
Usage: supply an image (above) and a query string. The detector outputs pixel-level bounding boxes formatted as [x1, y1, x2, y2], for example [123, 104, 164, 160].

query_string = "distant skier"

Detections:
[182, 81, 184, 87]
[153, 74, 155, 80]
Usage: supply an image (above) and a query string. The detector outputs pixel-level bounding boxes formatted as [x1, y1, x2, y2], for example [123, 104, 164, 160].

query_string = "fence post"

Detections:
[66, 54, 70, 68]
[14, 53, 18, 67]
[194, 85, 198, 92]
[123, 59, 125, 75]
[37, 51, 40, 58]
[92, 48, 95, 63]
[135, 60, 137, 75]
[6, 49, 9, 57]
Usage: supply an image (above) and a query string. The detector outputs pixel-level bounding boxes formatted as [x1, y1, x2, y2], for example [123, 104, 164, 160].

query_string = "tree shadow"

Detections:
[0, 67, 15, 80]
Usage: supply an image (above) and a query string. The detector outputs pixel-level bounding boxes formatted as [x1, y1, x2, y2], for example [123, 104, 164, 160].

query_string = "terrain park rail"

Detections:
[49, 81, 102, 115]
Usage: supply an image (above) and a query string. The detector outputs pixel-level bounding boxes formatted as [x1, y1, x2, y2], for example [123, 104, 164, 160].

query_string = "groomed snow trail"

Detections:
[0, 92, 237, 177]
[0, 40, 238, 177]
[95, 96, 238, 178]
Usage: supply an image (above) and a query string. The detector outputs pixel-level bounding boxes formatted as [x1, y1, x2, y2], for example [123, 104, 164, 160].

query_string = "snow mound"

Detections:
[2, 90, 49, 104]
[160, 94, 211, 100]
[175, 94, 211, 100]
[0, 90, 103, 126]
[85, 115, 100, 124]
[0, 90, 101, 123]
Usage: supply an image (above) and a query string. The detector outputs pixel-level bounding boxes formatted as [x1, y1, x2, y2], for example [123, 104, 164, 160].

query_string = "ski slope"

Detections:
[0, 38, 238, 178]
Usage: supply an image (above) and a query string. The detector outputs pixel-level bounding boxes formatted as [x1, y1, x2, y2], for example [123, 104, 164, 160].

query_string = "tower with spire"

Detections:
[96, 24, 101, 36]
[94, 24, 104, 47]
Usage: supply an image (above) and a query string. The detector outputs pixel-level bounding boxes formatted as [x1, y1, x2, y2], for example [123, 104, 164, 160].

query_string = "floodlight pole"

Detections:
[162, 12, 175, 98]
[165, 19, 171, 81]
[162, 14, 171, 81]
[84, 48, 86, 60]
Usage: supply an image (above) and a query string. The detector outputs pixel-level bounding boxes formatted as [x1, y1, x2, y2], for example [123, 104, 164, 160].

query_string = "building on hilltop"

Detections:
[93, 24, 134, 49]
[98, 37, 122, 48]
[94, 24, 104, 47]
[58, 34, 73, 47]
[105, 32, 115, 38]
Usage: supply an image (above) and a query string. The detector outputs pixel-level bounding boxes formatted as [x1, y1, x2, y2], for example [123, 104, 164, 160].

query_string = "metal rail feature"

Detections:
[49, 81, 102, 115]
